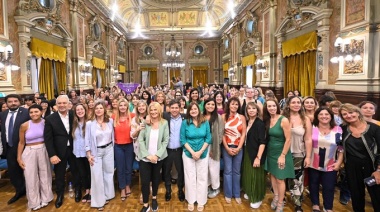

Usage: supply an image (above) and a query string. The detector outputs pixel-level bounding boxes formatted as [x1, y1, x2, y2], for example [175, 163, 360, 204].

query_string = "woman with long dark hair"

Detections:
[203, 98, 224, 199]
[263, 98, 294, 212]
[181, 102, 211, 211]
[141, 91, 152, 105]
[282, 96, 312, 212]
[72, 104, 91, 203]
[222, 97, 247, 204]
[187, 88, 204, 113]
[214, 91, 225, 115]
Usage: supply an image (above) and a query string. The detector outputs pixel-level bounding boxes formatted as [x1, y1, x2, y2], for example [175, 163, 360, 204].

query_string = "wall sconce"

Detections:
[256, 59, 268, 72]
[0, 43, 20, 71]
[330, 37, 363, 63]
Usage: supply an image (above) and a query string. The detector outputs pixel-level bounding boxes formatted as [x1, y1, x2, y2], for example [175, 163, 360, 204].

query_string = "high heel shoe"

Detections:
[271, 195, 278, 210]
[275, 201, 284, 212]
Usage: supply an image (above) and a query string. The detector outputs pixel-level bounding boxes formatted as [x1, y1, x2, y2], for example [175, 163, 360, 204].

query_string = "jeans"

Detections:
[308, 168, 337, 210]
[222, 148, 243, 198]
[114, 143, 134, 189]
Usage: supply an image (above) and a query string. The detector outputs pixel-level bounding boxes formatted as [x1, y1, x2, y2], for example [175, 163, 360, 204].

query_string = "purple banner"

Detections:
[117, 83, 140, 94]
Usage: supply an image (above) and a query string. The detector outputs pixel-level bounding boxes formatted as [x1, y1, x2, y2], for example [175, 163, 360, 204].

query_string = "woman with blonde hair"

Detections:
[181, 102, 211, 211]
[155, 91, 166, 112]
[242, 102, 266, 209]
[85, 101, 115, 211]
[112, 98, 135, 201]
[302, 96, 318, 123]
[138, 102, 169, 212]
[339, 103, 380, 212]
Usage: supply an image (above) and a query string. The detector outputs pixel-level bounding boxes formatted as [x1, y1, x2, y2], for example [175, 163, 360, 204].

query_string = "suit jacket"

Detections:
[163, 112, 185, 134]
[137, 119, 169, 161]
[0, 107, 30, 156]
[44, 110, 74, 159]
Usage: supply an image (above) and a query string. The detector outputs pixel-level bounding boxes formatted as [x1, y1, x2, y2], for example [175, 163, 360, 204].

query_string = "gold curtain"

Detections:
[92, 68, 98, 87]
[241, 54, 256, 67]
[119, 65, 126, 73]
[55, 61, 67, 93]
[223, 63, 229, 79]
[241, 67, 247, 85]
[284, 50, 316, 97]
[192, 70, 208, 87]
[282, 31, 317, 58]
[92, 57, 106, 69]
[150, 71, 157, 87]
[31, 38, 66, 62]
[100, 69, 106, 88]
[39, 59, 54, 99]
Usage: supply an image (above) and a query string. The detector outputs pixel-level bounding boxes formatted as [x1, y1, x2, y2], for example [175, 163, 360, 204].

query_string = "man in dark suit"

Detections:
[163, 99, 185, 202]
[0, 94, 30, 204]
[44, 95, 79, 208]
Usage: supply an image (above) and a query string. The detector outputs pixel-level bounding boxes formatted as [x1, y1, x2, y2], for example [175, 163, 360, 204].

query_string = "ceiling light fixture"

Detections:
[163, 35, 185, 68]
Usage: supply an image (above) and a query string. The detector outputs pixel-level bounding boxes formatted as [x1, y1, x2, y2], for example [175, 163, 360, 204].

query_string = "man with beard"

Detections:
[1, 94, 30, 204]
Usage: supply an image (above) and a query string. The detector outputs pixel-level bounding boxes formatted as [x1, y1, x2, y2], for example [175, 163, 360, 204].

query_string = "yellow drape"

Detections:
[150, 71, 157, 87]
[119, 65, 126, 73]
[191, 66, 208, 71]
[284, 50, 316, 97]
[100, 69, 106, 88]
[92, 68, 97, 87]
[241, 54, 256, 67]
[252, 67, 257, 86]
[92, 57, 106, 69]
[282, 31, 317, 58]
[55, 61, 67, 93]
[192, 69, 207, 87]
[223, 63, 229, 79]
[241, 67, 247, 85]
[31, 38, 66, 62]
[38, 59, 54, 99]
[140, 67, 157, 71]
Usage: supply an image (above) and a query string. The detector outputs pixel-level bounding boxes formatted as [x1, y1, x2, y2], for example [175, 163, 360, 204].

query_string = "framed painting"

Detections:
[0, 0, 9, 39]
[341, 0, 368, 30]
[149, 12, 169, 27]
[262, 10, 270, 54]
[178, 11, 197, 26]
[77, 15, 85, 58]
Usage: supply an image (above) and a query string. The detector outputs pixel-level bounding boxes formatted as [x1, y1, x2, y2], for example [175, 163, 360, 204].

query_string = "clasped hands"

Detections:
[147, 155, 158, 164]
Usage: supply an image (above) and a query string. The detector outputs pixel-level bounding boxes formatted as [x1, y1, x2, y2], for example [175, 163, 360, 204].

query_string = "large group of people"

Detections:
[0, 81, 380, 212]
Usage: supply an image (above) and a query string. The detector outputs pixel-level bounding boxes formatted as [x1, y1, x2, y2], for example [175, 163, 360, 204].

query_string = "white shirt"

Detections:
[58, 111, 70, 146]
[5, 109, 19, 144]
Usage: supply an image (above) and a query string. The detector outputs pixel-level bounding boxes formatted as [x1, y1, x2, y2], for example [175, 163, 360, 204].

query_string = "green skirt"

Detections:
[242, 148, 266, 203]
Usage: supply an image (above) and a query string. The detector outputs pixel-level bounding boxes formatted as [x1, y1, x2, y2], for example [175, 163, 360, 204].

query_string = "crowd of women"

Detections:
[0, 83, 380, 212]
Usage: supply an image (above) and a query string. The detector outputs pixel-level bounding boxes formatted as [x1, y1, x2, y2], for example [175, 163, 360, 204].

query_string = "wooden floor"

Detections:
[0, 172, 374, 212]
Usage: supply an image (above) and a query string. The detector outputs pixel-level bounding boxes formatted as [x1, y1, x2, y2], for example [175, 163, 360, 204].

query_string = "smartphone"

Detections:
[364, 176, 377, 187]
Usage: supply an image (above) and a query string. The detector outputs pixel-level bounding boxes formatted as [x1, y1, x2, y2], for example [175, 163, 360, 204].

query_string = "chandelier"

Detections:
[163, 35, 185, 68]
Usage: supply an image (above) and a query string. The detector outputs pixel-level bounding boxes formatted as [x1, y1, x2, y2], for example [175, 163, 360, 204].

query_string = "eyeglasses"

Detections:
[176, 95, 181, 97]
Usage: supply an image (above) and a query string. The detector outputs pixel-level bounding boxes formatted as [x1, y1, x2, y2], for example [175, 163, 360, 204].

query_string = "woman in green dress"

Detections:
[263, 98, 295, 212]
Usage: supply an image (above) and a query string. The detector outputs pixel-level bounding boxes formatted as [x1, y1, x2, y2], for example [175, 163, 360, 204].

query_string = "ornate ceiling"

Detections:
[99, 0, 249, 38]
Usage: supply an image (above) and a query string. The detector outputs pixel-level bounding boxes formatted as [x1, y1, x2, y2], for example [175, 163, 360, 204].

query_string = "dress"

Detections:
[265, 116, 295, 180]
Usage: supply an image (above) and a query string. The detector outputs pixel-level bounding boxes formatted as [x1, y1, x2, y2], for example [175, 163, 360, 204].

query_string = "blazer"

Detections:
[85, 119, 114, 158]
[163, 112, 185, 134]
[245, 118, 267, 165]
[0, 107, 30, 156]
[44, 110, 74, 159]
[137, 119, 169, 161]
